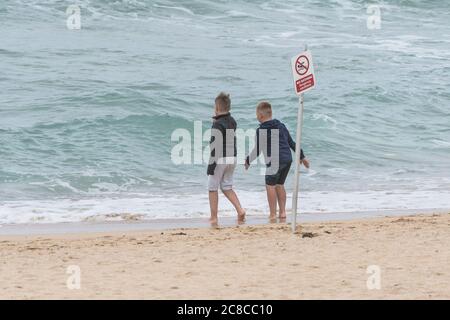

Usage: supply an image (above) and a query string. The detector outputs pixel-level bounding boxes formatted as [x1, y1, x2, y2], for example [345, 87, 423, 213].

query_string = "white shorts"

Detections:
[208, 160, 236, 192]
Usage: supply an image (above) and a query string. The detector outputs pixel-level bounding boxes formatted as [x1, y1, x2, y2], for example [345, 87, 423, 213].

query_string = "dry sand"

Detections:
[1, 213, 449, 299]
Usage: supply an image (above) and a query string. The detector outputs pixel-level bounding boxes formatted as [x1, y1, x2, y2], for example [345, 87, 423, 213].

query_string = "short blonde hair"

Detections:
[215, 92, 231, 112]
[256, 101, 272, 117]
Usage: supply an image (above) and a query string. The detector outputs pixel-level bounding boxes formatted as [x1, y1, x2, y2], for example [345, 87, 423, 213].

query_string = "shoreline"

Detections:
[1, 207, 450, 236]
[1, 212, 449, 299]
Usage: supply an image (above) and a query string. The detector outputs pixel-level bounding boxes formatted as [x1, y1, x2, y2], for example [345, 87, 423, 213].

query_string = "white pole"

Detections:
[291, 93, 304, 233]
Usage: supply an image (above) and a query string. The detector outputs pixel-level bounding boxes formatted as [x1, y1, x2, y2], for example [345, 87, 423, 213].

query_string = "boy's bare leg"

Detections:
[265, 185, 277, 221]
[222, 189, 246, 222]
[209, 191, 219, 226]
[275, 184, 287, 220]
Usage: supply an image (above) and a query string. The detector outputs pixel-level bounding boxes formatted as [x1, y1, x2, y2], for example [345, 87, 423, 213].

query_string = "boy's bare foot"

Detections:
[279, 212, 287, 220]
[209, 217, 218, 227]
[269, 214, 277, 223]
[237, 210, 246, 224]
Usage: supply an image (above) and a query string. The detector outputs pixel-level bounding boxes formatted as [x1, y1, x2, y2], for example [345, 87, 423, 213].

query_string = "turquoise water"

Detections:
[1, 0, 449, 223]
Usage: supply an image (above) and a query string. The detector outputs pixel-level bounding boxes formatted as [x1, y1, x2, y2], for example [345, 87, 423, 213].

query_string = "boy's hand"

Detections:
[301, 158, 310, 169]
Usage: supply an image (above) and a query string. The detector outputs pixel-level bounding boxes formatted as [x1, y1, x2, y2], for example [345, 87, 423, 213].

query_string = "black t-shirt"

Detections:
[207, 113, 237, 175]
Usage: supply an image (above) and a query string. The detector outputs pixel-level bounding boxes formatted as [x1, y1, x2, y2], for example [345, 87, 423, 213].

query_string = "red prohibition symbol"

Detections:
[295, 55, 309, 76]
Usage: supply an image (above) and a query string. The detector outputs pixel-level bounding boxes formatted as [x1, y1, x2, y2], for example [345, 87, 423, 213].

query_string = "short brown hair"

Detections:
[256, 101, 272, 117]
[215, 92, 231, 112]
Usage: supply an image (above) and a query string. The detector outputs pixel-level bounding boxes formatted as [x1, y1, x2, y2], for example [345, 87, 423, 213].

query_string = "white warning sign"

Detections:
[291, 50, 316, 95]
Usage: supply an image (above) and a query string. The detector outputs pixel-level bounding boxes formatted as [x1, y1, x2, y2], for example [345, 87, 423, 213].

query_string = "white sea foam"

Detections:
[1, 189, 449, 225]
[431, 139, 450, 148]
[153, 4, 195, 16]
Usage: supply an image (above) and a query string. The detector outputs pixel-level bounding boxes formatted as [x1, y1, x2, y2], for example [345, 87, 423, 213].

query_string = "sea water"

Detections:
[0, 0, 449, 224]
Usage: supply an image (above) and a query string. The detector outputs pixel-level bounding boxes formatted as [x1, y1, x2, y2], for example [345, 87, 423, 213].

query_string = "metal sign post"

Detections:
[290, 45, 316, 233]
[291, 94, 304, 233]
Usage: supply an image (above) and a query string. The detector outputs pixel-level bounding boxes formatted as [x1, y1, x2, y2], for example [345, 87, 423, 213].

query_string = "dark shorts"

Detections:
[265, 162, 292, 186]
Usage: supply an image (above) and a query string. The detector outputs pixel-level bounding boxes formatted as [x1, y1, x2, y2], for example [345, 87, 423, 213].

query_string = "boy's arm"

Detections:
[207, 122, 222, 175]
[245, 128, 260, 168]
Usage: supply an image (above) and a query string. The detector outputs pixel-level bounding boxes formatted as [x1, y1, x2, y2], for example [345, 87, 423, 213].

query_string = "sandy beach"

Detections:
[1, 213, 449, 300]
